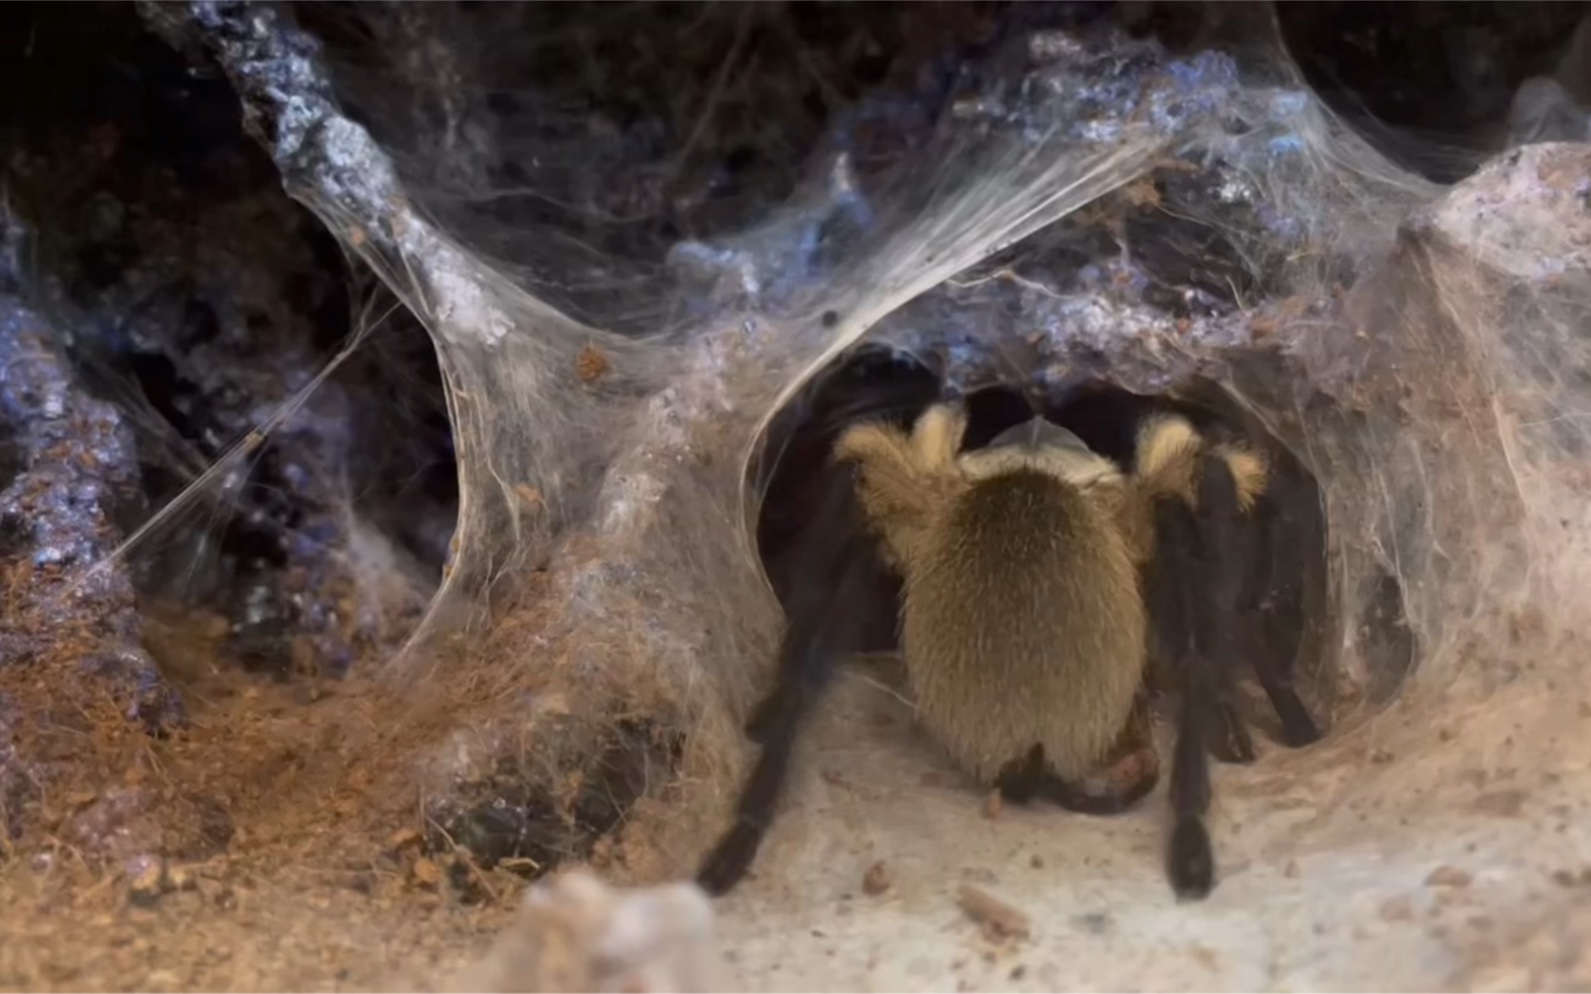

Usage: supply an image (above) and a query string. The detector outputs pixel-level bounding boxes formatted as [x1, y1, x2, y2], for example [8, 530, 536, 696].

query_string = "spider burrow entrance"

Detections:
[753, 353, 1417, 749]
[707, 343, 1429, 899]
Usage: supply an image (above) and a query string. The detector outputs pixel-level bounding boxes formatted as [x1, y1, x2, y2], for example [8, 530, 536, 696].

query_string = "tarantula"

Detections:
[697, 389, 1321, 900]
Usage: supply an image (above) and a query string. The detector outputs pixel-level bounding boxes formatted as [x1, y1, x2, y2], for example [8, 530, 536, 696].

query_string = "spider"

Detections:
[697, 388, 1321, 900]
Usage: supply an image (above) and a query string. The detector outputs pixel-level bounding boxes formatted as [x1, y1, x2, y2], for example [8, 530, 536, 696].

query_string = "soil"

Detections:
[0, 605, 536, 993]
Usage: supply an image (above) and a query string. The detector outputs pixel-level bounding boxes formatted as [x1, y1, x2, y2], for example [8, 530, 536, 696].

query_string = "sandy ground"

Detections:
[2, 599, 1589, 992]
[711, 665, 1591, 992]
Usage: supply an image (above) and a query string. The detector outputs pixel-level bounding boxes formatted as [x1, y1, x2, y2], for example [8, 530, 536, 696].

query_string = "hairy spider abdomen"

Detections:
[903, 468, 1148, 785]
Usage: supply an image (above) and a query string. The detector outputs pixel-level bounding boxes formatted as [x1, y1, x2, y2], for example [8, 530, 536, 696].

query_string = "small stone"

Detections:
[1029, 854, 1044, 869]
[1425, 865, 1473, 888]
[1072, 912, 1112, 935]
[862, 861, 891, 896]
[957, 883, 1030, 941]
[1379, 895, 1415, 921]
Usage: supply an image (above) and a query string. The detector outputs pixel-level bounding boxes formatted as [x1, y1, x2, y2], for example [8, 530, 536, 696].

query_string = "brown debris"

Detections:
[515, 484, 545, 510]
[957, 884, 1031, 941]
[411, 858, 444, 889]
[1474, 790, 1527, 818]
[0, 608, 580, 990]
[862, 861, 891, 896]
[1121, 177, 1161, 209]
[128, 861, 167, 907]
[1426, 865, 1474, 888]
[1551, 867, 1591, 887]
[982, 790, 1003, 819]
[1379, 895, 1416, 922]
[576, 345, 610, 383]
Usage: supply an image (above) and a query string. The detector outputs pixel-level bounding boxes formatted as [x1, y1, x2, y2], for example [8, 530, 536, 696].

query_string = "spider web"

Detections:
[128, 3, 1591, 988]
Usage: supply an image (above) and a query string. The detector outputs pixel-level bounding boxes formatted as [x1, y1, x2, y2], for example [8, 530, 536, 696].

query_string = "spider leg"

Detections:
[698, 461, 891, 896]
[909, 401, 968, 470]
[1172, 445, 1274, 897]
[994, 745, 1045, 805]
[1168, 665, 1216, 899]
[837, 414, 972, 584]
[1260, 676, 1322, 748]
[1037, 765, 1159, 815]
[744, 464, 866, 742]
[1207, 690, 1257, 765]
[1151, 485, 1216, 899]
[697, 688, 805, 896]
[996, 748, 1159, 815]
[1231, 616, 1321, 750]
[997, 694, 1160, 815]
[743, 678, 797, 745]
[1155, 440, 1273, 899]
[1244, 495, 1324, 748]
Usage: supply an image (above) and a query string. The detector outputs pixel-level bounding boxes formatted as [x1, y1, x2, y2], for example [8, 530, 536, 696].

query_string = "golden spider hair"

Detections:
[833, 401, 1148, 784]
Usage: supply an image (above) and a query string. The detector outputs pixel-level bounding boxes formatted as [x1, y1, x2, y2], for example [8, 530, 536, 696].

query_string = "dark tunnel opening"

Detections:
[753, 347, 1358, 741]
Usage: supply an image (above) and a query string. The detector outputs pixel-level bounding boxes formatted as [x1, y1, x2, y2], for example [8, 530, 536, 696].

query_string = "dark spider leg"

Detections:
[1168, 666, 1216, 899]
[1038, 764, 1160, 815]
[745, 459, 883, 743]
[1152, 486, 1217, 899]
[996, 696, 1161, 815]
[1259, 675, 1322, 748]
[996, 746, 1159, 815]
[1207, 690, 1257, 765]
[697, 462, 888, 896]
[744, 671, 800, 745]
[1155, 443, 1274, 900]
[1236, 617, 1322, 749]
[1248, 632, 1323, 748]
[696, 686, 811, 896]
[1245, 495, 1324, 748]
[1171, 448, 1277, 898]
[995, 745, 1046, 804]
[748, 379, 936, 740]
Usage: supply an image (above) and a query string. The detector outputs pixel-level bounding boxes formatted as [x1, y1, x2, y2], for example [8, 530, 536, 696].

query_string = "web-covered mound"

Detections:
[150, 3, 1591, 988]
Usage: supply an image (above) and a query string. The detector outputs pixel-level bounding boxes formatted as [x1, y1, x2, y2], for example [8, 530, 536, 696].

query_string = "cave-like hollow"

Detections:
[750, 343, 1413, 755]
